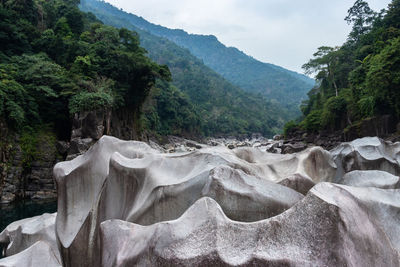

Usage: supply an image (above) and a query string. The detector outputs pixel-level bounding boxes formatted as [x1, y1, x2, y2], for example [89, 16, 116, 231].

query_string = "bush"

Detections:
[69, 91, 114, 114]
[357, 96, 375, 118]
[300, 110, 321, 133]
[321, 96, 347, 130]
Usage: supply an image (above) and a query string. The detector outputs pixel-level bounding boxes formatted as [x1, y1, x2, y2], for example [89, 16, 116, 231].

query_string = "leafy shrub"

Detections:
[300, 110, 321, 133]
[357, 96, 375, 118]
[321, 96, 347, 130]
[69, 91, 114, 114]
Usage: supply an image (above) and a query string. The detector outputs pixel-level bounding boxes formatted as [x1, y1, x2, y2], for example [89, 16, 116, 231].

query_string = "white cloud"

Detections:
[104, 0, 392, 73]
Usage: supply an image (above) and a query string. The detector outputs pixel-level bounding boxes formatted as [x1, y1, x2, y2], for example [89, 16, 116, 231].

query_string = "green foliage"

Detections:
[20, 127, 39, 169]
[321, 96, 347, 130]
[79, 0, 287, 137]
[365, 37, 400, 116]
[69, 91, 113, 114]
[19, 126, 57, 169]
[79, 0, 314, 119]
[0, 79, 28, 127]
[357, 96, 375, 117]
[300, 110, 321, 133]
[69, 76, 117, 113]
[0, 0, 170, 138]
[142, 81, 201, 136]
[299, 0, 400, 133]
[345, 0, 376, 42]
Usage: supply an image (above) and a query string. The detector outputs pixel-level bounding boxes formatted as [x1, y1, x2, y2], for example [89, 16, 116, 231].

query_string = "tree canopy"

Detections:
[290, 0, 400, 134]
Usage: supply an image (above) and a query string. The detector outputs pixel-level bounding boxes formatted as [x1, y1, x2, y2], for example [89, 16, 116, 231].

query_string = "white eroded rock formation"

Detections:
[331, 136, 400, 180]
[0, 135, 399, 266]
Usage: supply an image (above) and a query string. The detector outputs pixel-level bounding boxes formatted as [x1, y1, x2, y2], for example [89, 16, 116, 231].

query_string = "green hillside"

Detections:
[0, 0, 168, 139]
[79, 0, 314, 116]
[80, 0, 290, 136]
[0, 0, 287, 140]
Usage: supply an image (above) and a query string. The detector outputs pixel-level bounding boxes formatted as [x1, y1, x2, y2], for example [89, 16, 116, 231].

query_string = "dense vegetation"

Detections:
[289, 0, 400, 135]
[80, 0, 286, 136]
[79, 0, 314, 117]
[0, 0, 286, 139]
[0, 0, 169, 139]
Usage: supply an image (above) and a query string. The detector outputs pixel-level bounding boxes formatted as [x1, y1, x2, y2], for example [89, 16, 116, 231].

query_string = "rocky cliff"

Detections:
[0, 108, 144, 204]
[0, 121, 59, 204]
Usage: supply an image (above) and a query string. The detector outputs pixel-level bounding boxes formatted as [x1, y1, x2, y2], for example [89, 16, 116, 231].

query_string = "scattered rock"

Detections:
[56, 141, 69, 155]
[281, 142, 307, 154]
[186, 141, 203, 149]
[278, 173, 315, 195]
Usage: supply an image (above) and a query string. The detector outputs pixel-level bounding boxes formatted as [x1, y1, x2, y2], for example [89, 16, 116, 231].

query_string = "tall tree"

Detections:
[345, 0, 376, 42]
[302, 46, 341, 97]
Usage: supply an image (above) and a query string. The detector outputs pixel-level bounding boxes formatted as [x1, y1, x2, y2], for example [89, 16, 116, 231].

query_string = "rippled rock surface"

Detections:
[331, 136, 400, 180]
[0, 136, 399, 266]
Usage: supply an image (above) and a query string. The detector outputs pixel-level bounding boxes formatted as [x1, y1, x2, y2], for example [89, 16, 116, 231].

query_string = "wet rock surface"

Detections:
[0, 135, 399, 266]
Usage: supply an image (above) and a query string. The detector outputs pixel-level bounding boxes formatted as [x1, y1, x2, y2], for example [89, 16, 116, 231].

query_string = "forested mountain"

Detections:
[285, 0, 400, 136]
[79, 0, 314, 116]
[0, 0, 286, 140]
[79, 0, 289, 136]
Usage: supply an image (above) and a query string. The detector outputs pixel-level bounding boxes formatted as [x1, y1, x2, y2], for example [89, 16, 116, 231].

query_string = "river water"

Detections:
[0, 199, 57, 233]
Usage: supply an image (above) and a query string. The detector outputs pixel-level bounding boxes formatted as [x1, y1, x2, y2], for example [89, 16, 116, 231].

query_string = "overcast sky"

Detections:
[104, 0, 391, 74]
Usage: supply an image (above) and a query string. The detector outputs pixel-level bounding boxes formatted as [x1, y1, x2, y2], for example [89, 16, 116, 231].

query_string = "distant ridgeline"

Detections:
[0, 0, 295, 140]
[285, 0, 400, 138]
[79, 0, 315, 116]
[79, 0, 315, 136]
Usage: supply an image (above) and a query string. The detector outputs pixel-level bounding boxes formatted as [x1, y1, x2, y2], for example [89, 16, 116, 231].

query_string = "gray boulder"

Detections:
[278, 173, 315, 195]
[281, 142, 307, 154]
[331, 137, 400, 181]
[0, 241, 61, 267]
[54, 136, 156, 267]
[0, 213, 57, 258]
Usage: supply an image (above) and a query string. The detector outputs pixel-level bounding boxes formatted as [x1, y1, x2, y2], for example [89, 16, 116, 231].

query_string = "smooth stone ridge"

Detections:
[331, 136, 400, 180]
[0, 136, 399, 266]
[0, 213, 57, 258]
[100, 183, 400, 266]
[339, 170, 400, 189]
